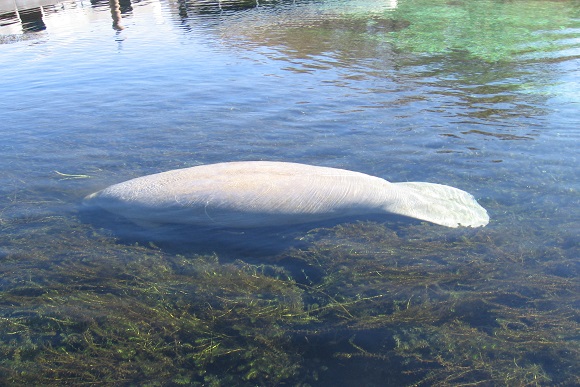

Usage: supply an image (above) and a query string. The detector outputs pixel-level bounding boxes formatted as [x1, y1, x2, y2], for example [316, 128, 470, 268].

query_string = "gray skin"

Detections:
[84, 161, 489, 229]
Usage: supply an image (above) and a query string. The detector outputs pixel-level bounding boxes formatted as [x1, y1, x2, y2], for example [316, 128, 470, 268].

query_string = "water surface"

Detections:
[1, 0, 578, 385]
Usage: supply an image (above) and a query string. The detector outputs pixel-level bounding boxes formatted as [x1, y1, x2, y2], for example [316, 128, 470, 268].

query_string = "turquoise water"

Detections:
[1, 0, 578, 385]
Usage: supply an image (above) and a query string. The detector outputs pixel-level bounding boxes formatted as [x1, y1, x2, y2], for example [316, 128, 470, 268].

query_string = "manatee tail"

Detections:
[388, 182, 489, 228]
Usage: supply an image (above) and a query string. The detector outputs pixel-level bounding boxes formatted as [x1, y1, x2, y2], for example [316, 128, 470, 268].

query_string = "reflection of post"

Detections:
[0, 10, 21, 35]
[20, 7, 46, 32]
[109, 0, 124, 30]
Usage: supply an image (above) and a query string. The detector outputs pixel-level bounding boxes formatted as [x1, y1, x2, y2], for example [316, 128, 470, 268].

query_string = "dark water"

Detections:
[1, 0, 578, 385]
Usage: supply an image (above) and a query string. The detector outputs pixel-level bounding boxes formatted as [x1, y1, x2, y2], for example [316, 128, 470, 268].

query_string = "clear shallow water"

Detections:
[1, 0, 579, 385]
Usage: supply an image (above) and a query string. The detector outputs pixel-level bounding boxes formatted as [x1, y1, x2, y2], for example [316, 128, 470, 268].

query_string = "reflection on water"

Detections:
[0, 0, 51, 33]
[0, 0, 130, 33]
[0, 0, 579, 385]
[109, 0, 124, 30]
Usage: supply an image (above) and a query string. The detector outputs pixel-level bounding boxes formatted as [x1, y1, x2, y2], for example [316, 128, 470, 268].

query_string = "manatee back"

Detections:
[84, 161, 391, 227]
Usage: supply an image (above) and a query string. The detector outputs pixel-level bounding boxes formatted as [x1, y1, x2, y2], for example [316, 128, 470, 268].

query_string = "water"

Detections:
[1, 0, 578, 385]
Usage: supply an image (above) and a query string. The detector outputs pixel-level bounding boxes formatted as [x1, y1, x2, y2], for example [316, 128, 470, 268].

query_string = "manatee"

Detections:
[83, 161, 489, 228]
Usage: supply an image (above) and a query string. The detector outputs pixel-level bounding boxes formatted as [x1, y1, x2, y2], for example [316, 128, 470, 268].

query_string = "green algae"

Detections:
[0, 226, 304, 385]
[0, 214, 577, 386]
[379, 0, 580, 62]
[232, 0, 580, 62]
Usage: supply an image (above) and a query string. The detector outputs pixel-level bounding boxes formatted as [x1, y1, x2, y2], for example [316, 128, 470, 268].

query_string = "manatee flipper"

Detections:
[387, 182, 489, 228]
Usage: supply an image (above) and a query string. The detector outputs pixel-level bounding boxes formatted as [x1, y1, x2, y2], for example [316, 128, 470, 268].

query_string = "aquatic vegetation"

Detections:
[381, 0, 580, 62]
[0, 214, 577, 385]
[223, 0, 579, 63]
[0, 219, 305, 385]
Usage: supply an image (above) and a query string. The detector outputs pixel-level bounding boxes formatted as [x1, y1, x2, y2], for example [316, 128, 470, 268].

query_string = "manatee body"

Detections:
[84, 161, 489, 228]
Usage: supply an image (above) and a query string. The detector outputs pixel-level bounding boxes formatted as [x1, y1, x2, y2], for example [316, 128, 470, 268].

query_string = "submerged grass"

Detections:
[0, 214, 578, 386]
[382, 0, 580, 62]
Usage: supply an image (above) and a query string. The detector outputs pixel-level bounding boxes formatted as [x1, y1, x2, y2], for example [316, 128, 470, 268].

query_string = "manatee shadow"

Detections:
[79, 206, 416, 260]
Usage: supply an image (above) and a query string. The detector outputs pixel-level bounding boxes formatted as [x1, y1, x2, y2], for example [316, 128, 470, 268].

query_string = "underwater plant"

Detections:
[0, 215, 577, 385]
